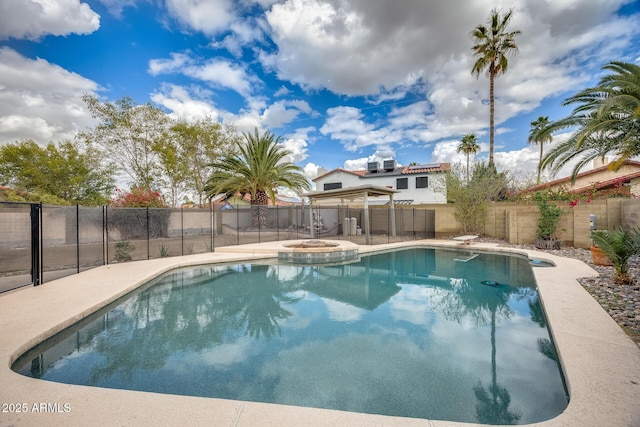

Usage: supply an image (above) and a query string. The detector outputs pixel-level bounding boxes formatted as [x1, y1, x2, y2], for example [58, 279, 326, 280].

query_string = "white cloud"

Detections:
[261, 99, 313, 128]
[0, 0, 100, 40]
[280, 137, 308, 163]
[148, 52, 192, 76]
[149, 53, 260, 97]
[165, 0, 235, 35]
[273, 85, 292, 97]
[98, 0, 137, 18]
[343, 153, 394, 171]
[263, 0, 486, 95]
[0, 47, 98, 144]
[211, 20, 265, 57]
[150, 83, 220, 122]
[187, 59, 256, 97]
[260, 0, 640, 179]
[302, 162, 322, 183]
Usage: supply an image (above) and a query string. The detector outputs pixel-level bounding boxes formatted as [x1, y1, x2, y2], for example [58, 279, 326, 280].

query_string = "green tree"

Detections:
[0, 139, 114, 205]
[445, 162, 507, 234]
[471, 9, 521, 168]
[170, 118, 240, 206]
[540, 61, 640, 179]
[457, 133, 481, 182]
[528, 116, 553, 184]
[206, 128, 311, 226]
[81, 94, 169, 190]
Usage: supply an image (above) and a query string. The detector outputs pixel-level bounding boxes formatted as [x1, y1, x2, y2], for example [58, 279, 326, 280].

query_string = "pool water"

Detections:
[13, 248, 568, 424]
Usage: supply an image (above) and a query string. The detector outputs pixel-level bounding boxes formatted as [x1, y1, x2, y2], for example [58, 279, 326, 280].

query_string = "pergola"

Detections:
[302, 185, 399, 244]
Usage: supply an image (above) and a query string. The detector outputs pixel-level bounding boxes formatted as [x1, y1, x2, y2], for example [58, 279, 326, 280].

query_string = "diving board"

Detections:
[453, 235, 478, 245]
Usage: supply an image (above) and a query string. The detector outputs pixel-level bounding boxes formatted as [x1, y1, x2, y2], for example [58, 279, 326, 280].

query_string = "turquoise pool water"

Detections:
[13, 248, 568, 424]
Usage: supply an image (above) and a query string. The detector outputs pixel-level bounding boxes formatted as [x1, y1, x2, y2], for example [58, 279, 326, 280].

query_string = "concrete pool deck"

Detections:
[1, 240, 639, 427]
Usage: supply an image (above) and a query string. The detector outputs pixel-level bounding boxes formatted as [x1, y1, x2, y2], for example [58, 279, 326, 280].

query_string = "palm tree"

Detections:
[591, 227, 640, 285]
[471, 9, 521, 169]
[528, 116, 553, 184]
[206, 128, 311, 226]
[457, 133, 481, 182]
[540, 61, 640, 179]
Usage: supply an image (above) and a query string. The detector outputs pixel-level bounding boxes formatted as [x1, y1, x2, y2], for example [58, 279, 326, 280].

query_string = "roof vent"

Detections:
[367, 162, 379, 172]
[383, 159, 396, 171]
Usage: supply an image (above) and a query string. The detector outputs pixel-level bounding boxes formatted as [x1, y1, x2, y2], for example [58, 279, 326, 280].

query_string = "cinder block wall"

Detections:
[406, 199, 626, 248]
[622, 199, 640, 229]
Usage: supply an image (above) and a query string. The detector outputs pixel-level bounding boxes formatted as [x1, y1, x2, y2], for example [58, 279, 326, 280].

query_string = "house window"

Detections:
[416, 176, 428, 188]
[396, 178, 408, 189]
[324, 182, 342, 190]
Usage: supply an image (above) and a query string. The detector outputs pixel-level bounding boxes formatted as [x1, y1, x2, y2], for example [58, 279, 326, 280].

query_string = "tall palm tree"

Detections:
[471, 9, 521, 169]
[528, 116, 553, 184]
[206, 128, 311, 226]
[540, 61, 640, 180]
[457, 133, 481, 182]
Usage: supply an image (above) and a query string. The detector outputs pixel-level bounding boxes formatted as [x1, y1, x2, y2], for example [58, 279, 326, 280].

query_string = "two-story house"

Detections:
[313, 160, 450, 204]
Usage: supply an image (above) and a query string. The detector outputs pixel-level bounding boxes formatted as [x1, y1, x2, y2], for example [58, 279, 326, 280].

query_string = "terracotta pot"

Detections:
[590, 245, 613, 266]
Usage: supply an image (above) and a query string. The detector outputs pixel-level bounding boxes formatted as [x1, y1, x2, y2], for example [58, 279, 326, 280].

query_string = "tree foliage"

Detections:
[169, 118, 240, 206]
[0, 139, 114, 205]
[540, 61, 640, 179]
[528, 116, 552, 185]
[446, 162, 508, 234]
[533, 191, 563, 240]
[80, 94, 169, 190]
[206, 128, 310, 226]
[110, 187, 166, 208]
[591, 227, 640, 285]
[471, 8, 520, 168]
[457, 133, 480, 182]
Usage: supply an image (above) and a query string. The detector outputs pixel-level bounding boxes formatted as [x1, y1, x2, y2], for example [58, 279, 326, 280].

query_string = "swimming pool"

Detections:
[12, 247, 568, 424]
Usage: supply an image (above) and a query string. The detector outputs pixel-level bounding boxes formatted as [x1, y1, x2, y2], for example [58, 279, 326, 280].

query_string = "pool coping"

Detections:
[1, 240, 639, 426]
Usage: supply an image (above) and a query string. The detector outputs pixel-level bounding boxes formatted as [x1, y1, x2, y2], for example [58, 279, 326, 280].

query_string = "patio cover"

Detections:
[302, 185, 399, 244]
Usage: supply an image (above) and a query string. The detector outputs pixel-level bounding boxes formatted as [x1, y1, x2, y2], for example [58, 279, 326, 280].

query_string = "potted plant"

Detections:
[533, 192, 563, 250]
[590, 227, 640, 284]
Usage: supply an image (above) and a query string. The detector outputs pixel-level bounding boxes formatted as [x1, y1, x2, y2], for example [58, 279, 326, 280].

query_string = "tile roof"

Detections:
[523, 160, 640, 193]
[401, 163, 451, 174]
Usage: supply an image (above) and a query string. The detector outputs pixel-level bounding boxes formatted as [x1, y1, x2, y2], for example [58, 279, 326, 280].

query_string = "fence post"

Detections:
[181, 207, 184, 256]
[30, 203, 42, 286]
[146, 207, 150, 260]
[210, 202, 214, 252]
[276, 205, 279, 241]
[104, 206, 109, 264]
[76, 204, 80, 273]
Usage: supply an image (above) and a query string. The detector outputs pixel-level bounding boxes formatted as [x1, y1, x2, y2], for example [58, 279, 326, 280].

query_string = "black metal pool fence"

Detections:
[0, 201, 435, 293]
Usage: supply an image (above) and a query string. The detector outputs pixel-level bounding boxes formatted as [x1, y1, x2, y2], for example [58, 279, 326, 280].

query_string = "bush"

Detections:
[534, 192, 562, 240]
[111, 187, 165, 208]
[591, 227, 640, 285]
[114, 241, 135, 263]
[108, 187, 169, 239]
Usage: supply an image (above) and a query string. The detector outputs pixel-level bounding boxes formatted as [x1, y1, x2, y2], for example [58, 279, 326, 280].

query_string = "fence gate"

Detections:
[0, 202, 41, 293]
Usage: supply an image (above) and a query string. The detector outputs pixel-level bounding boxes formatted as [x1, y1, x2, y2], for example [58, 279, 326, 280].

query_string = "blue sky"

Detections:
[1, 0, 639, 187]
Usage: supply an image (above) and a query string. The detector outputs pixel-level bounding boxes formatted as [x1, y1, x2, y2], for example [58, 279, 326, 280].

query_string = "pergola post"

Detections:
[363, 190, 370, 244]
[390, 194, 396, 238]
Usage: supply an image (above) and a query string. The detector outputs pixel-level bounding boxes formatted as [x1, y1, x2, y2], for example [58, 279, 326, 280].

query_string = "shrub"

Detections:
[534, 192, 562, 240]
[111, 187, 165, 208]
[591, 227, 640, 285]
[114, 241, 135, 263]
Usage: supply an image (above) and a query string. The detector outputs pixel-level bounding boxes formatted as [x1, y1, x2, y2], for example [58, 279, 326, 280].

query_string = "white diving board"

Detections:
[452, 235, 479, 245]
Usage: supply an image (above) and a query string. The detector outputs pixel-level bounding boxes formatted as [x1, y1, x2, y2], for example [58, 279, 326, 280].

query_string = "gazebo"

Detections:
[302, 185, 399, 244]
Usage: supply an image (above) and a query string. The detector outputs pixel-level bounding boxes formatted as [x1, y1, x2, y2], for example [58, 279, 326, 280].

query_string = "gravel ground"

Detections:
[485, 239, 640, 347]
